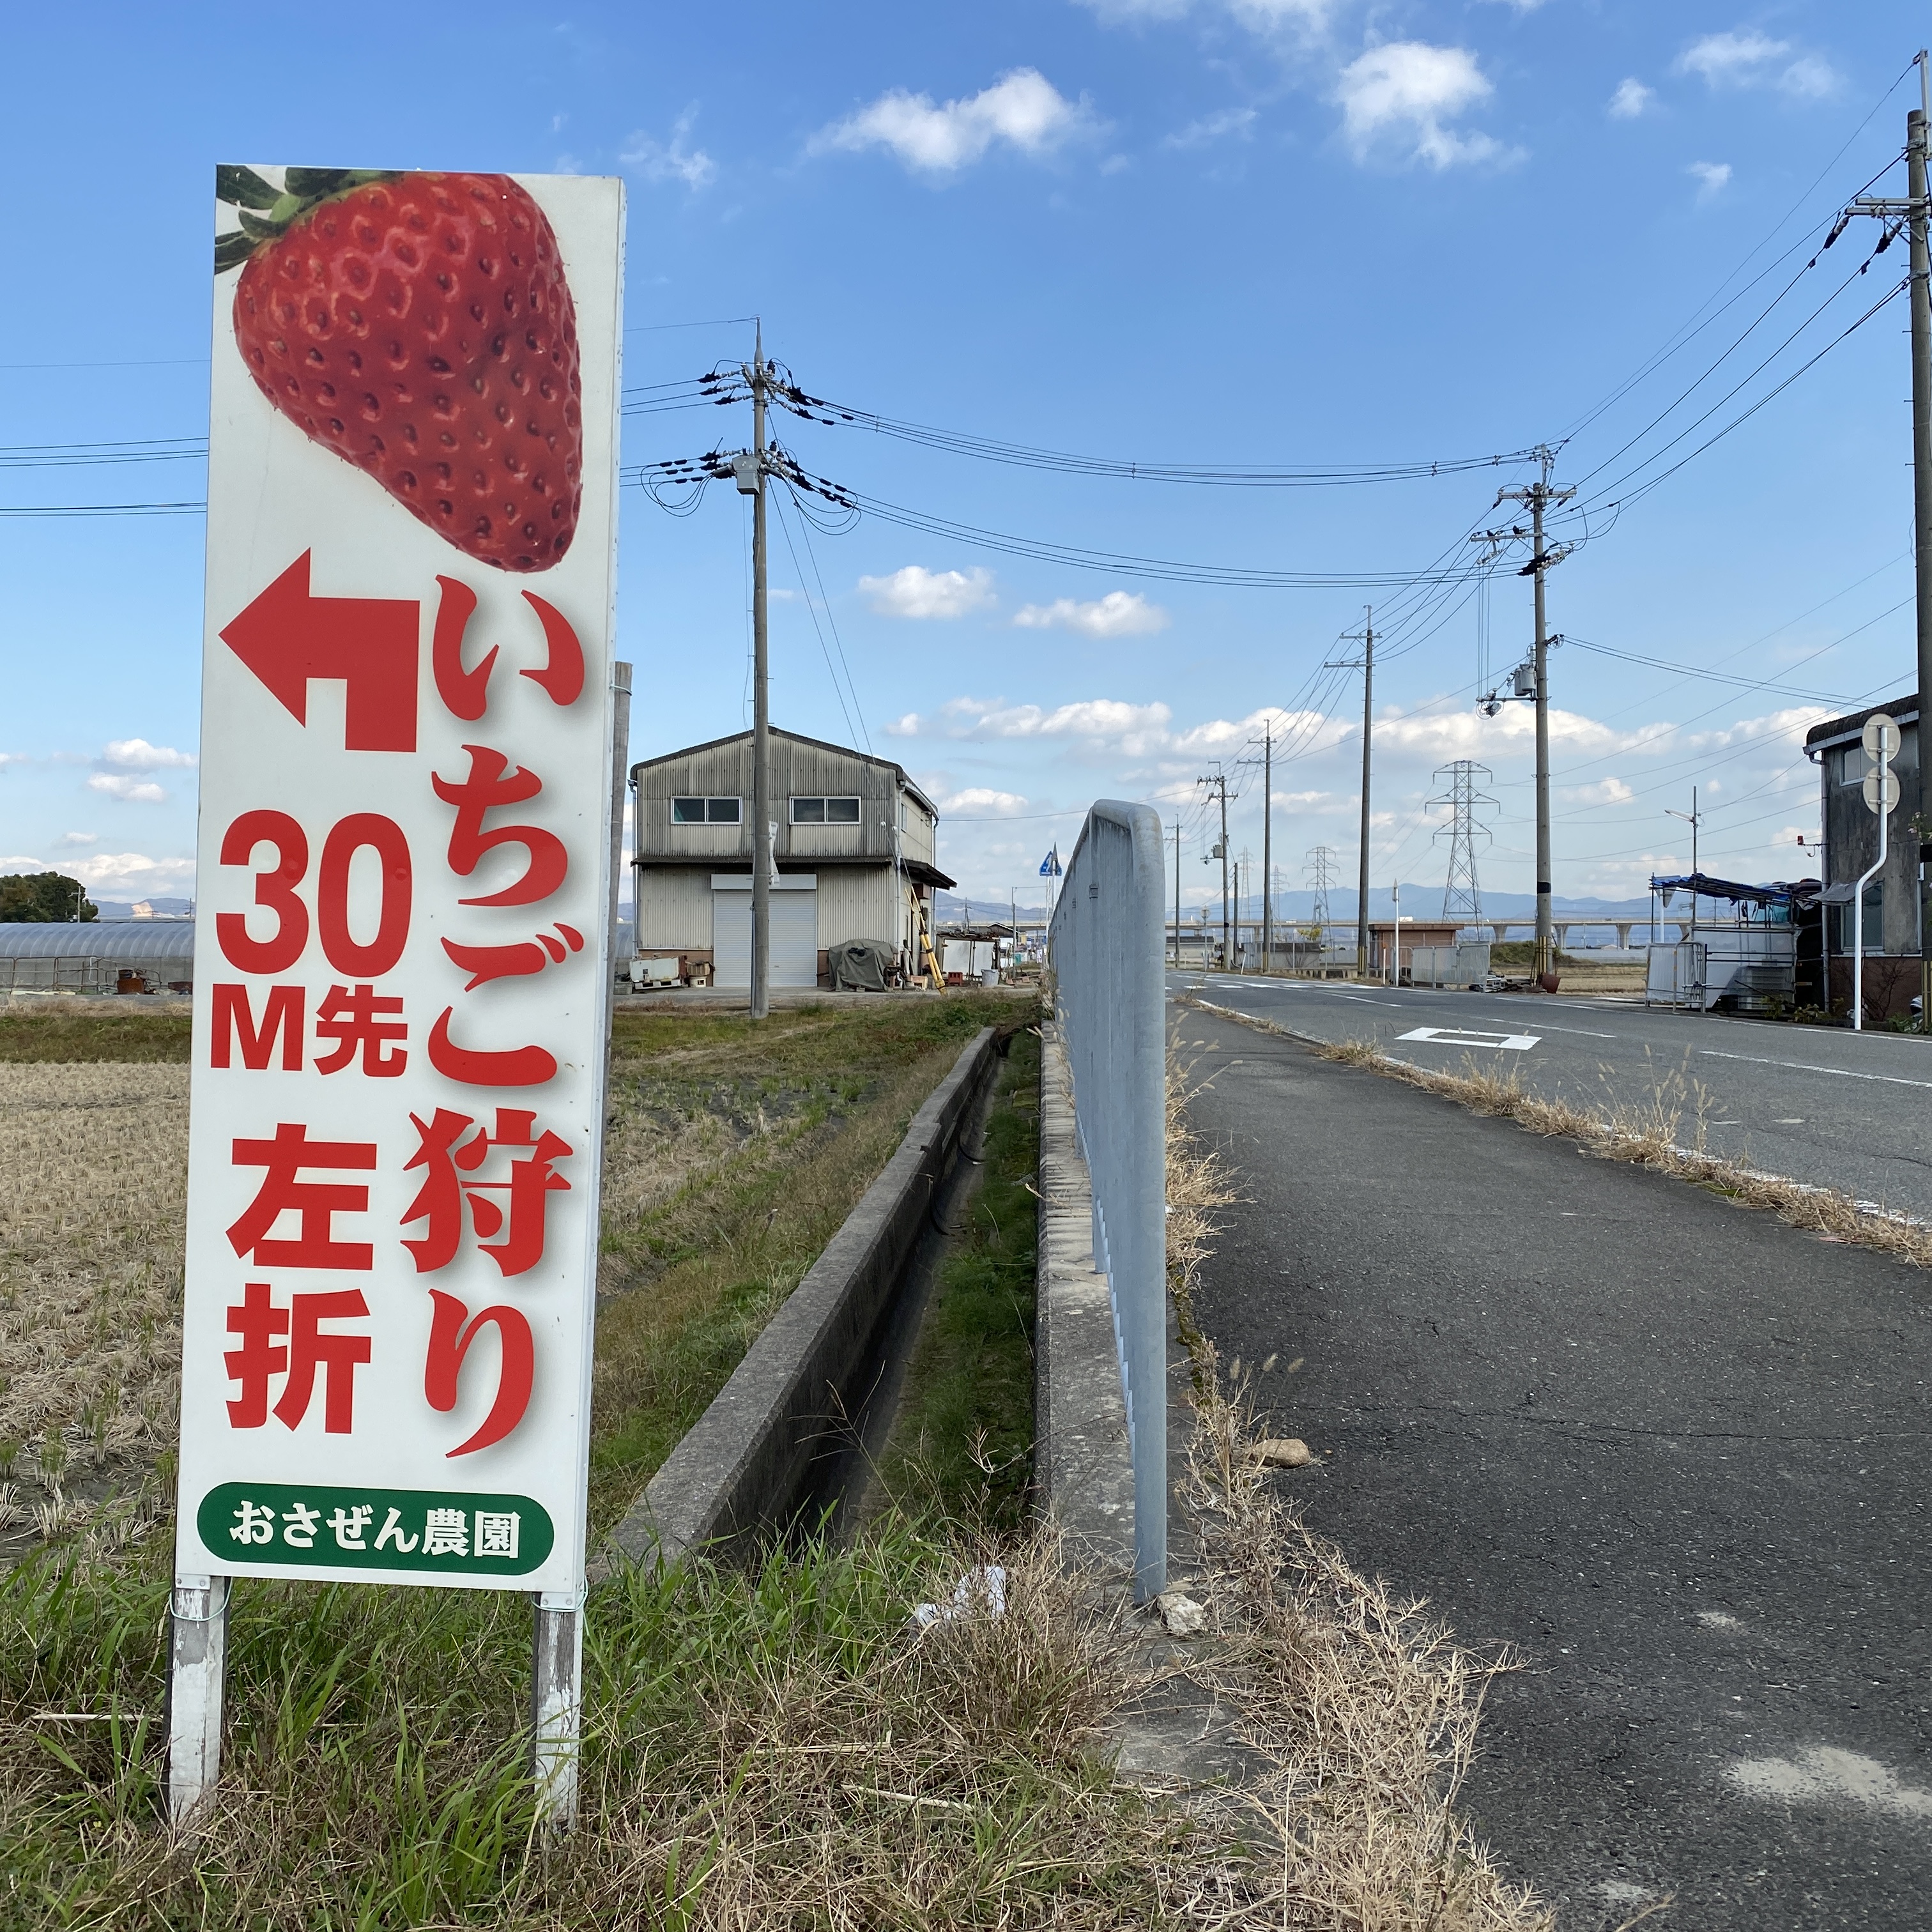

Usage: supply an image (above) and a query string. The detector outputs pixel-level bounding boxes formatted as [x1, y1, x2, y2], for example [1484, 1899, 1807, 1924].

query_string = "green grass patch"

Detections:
[0, 1521, 1165, 1929]
[874, 1025, 1040, 1532]
[590, 992, 1036, 1529]
[0, 1003, 192, 1062]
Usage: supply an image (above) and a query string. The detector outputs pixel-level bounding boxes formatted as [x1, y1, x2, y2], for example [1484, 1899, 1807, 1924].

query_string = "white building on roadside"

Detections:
[629, 726, 953, 988]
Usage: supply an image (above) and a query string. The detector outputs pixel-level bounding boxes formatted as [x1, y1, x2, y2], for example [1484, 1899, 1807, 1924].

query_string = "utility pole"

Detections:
[740, 322, 772, 1021]
[1249, 717, 1275, 972]
[1172, 816, 1182, 968]
[1329, 611, 1376, 976]
[1494, 450, 1575, 983]
[1843, 54, 1932, 1025]
[1666, 788, 1702, 939]
[1197, 768, 1232, 969]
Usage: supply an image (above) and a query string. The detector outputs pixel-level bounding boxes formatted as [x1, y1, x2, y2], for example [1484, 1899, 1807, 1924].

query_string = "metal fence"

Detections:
[1050, 801, 1167, 1600]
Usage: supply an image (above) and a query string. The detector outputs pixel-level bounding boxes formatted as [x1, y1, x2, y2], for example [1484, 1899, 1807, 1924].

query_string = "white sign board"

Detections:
[175, 167, 624, 1597]
[1862, 711, 1902, 761]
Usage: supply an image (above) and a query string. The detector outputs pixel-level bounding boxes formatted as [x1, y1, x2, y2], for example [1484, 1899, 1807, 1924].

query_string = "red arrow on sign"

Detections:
[219, 551, 419, 753]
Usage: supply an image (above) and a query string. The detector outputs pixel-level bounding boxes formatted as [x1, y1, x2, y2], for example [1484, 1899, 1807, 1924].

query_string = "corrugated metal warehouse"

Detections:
[631, 727, 953, 988]
[0, 920, 196, 993]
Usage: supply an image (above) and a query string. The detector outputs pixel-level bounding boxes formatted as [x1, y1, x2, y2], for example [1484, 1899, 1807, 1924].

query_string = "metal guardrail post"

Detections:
[1048, 801, 1167, 1600]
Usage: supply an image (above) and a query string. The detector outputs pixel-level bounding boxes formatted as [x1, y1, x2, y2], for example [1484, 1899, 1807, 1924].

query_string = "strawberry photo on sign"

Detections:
[215, 166, 583, 574]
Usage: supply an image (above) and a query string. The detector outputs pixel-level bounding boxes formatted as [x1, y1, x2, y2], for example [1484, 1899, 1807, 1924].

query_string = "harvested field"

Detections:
[0, 993, 1034, 1557]
[0, 1062, 187, 1556]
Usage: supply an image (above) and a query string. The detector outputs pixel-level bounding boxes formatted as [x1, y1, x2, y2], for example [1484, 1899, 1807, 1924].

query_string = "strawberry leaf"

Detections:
[215, 165, 280, 210]
[236, 208, 288, 243]
[213, 231, 257, 274]
[283, 167, 354, 198]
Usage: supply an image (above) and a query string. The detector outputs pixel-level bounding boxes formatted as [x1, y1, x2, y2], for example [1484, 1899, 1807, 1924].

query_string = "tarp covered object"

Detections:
[829, 937, 899, 991]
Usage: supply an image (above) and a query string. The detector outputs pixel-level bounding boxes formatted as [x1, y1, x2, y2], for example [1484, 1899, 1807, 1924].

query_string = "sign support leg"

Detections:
[165, 1574, 229, 1828]
[532, 1586, 585, 1829]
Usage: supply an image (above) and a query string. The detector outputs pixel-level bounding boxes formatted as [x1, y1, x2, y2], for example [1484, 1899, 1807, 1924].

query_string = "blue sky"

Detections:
[2, 0, 1926, 913]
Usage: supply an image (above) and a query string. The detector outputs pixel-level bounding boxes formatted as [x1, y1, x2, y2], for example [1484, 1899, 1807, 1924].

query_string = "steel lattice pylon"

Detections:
[1303, 845, 1337, 944]
[1430, 762, 1497, 926]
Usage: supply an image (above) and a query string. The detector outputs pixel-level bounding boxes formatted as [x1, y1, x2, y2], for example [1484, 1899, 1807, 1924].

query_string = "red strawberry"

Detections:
[217, 167, 583, 573]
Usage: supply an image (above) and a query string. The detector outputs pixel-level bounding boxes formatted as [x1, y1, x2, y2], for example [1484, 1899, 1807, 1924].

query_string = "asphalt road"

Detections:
[1176, 1001, 1932, 1930]
[1175, 972, 1932, 1223]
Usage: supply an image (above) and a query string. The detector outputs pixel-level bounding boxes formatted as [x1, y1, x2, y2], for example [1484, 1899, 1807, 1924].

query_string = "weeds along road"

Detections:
[1175, 999, 1932, 1931]
[1175, 972, 1932, 1222]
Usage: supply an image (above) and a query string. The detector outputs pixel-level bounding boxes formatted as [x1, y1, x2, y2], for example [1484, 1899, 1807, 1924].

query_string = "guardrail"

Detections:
[1049, 801, 1167, 1600]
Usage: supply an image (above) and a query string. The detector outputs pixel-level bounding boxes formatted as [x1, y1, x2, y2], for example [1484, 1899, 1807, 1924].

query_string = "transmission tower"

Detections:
[1304, 845, 1337, 944]
[1430, 762, 1497, 927]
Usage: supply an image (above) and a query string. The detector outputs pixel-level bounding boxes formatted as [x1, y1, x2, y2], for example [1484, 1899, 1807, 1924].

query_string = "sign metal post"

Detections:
[1854, 711, 1901, 1032]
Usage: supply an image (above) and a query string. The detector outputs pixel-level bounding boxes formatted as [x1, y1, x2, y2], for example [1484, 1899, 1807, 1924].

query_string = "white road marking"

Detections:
[1695, 1048, 1932, 1091]
[1525, 1022, 1620, 1039]
[1399, 1026, 1540, 1051]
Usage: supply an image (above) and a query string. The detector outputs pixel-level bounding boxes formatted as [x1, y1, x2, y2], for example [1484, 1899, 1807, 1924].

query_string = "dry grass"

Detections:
[1165, 1036, 1242, 1310]
[1315, 1032, 1932, 1269]
[0, 1063, 186, 1551]
[1152, 1041, 1554, 1932]
[1165, 1346, 1556, 1932]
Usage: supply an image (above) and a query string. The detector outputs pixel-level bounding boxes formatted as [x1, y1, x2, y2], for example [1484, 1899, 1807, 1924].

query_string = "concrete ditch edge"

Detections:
[1038, 1016, 1270, 1793]
[1035, 1020, 1137, 1584]
[600, 1023, 1002, 1573]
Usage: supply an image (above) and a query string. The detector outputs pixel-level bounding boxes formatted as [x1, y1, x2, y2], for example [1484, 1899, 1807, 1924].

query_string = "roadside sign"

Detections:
[177, 169, 623, 1596]
[1862, 712, 1901, 760]
[1864, 767, 1901, 815]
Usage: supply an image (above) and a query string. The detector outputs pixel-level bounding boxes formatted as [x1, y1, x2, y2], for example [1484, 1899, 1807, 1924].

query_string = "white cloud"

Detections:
[812, 69, 1093, 174]
[929, 696, 1176, 755]
[1676, 32, 1837, 98]
[0, 752, 23, 771]
[937, 788, 1031, 815]
[56, 831, 99, 846]
[1561, 778, 1635, 806]
[1013, 590, 1170, 636]
[1677, 31, 1786, 84]
[100, 737, 195, 771]
[885, 712, 922, 737]
[1166, 106, 1258, 149]
[10, 850, 197, 900]
[1688, 160, 1731, 202]
[1335, 43, 1511, 171]
[1779, 56, 1839, 101]
[88, 774, 169, 804]
[1608, 78, 1653, 120]
[620, 107, 716, 189]
[859, 564, 996, 619]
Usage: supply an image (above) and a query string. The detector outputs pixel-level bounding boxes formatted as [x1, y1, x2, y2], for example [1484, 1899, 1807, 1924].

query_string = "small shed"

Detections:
[0, 920, 197, 993]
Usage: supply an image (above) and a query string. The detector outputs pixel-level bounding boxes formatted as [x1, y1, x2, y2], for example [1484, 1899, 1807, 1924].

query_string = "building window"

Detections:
[790, 796, 861, 825]
[899, 802, 908, 830]
[672, 797, 741, 825]
[1831, 745, 1864, 788]
[1827, 882, 1885, 953]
